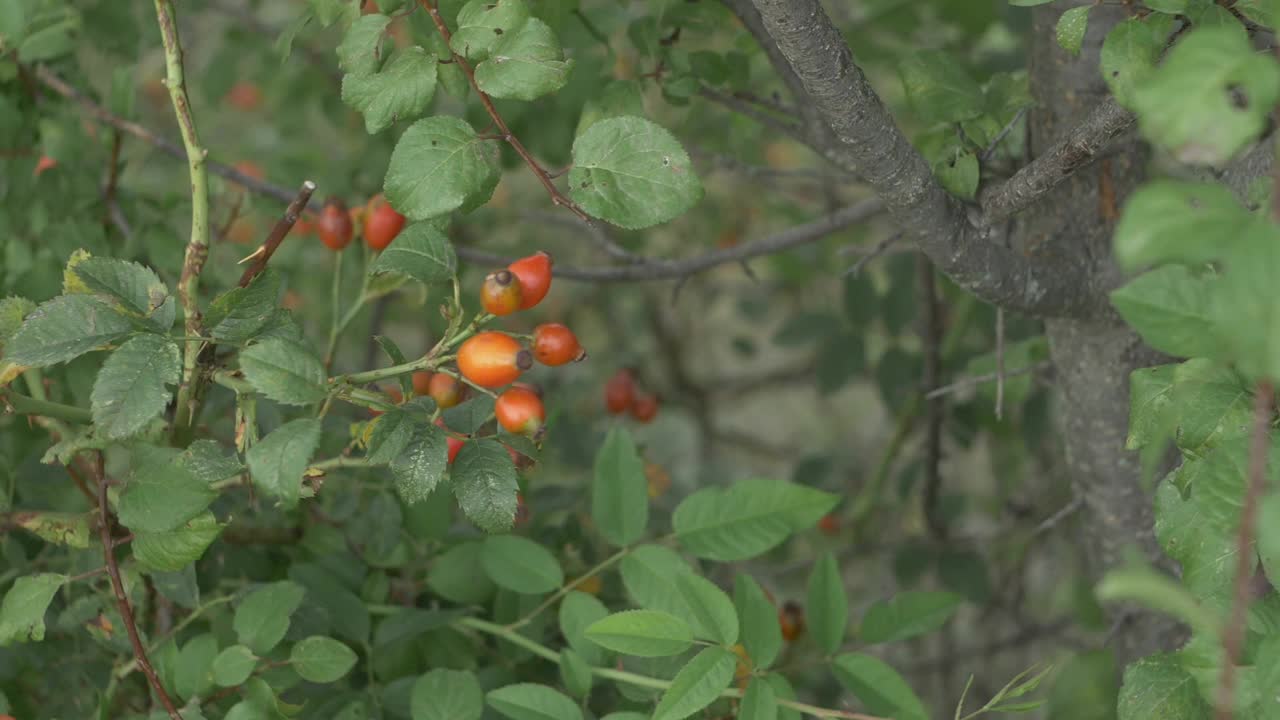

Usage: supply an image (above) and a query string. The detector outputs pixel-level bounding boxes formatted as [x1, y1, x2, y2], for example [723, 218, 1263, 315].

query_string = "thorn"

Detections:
[237, 246, 266, 265]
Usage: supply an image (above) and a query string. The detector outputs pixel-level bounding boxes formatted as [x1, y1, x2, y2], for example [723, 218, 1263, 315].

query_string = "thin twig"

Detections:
[843, 232, 901, 276]
[236, 181, 317, 288]
[995, 307, 1006, 420]
[1215, 381, 1272, 719]
[1030, 495, 1083, 538]
[919, 257, 945, 540]
[697, 84, 806, 143]
[102, 129, 122, 231]
[980, 107, 1028, 163]
[924, 362, 1051, 400]
[92, 452, 183, 720]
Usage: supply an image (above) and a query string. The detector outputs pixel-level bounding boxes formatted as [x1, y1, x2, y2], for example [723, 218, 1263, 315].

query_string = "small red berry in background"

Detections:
[533, 323, 586, 366]
[363, 194, 405, 251]
[226, 81, 263, 112]
[33, 155, 57, 177]
[411, 371, 433, 397]
[480, 270, 524, 316]
[631, 393, 659, 423]
[817, 514, 840, 536]
[435, 418, 465, 463]
[779, 601, 805, 642]
[604, 369, 636, 415]
[369, 386, 404, 417]
[507, 251, 553, 310]
[458, 332, 532, 388]
[427, 372, 468, 408]
[496, 386, 546, 438]
[317, 198, 354, 251]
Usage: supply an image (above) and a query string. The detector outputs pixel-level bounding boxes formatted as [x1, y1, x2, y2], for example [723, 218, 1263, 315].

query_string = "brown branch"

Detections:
[237, 181, 317, 288]
[92, 452, 183, 720]
[417, 0, 594, 226]
[1215, 384, 1272, 719]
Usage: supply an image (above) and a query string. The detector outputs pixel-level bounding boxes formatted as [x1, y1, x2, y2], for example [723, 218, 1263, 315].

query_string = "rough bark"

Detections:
[1021, 3, 1182, 663]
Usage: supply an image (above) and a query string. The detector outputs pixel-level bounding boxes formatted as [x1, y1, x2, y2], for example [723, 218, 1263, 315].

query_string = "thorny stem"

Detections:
[155, 0, 211, 445]
[417, 0, 595, 225]
[236, 180, 317, 288]
[92, 452, 184, 720]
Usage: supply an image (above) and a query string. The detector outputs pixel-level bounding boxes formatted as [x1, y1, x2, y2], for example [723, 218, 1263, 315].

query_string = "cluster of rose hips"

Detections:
[303, 193, 406, 252]
[603, 368, 659, 423]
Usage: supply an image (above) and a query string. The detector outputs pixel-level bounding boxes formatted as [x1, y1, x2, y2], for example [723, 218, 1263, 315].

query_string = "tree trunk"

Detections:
[1023, 3, 1183, 663]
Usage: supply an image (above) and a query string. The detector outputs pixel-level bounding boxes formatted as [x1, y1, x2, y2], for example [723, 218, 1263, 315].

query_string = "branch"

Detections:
[749, 0, 1093, 317]
[924, 362, 1051, 400]
[0, 389, 93, 423]
[92, 452, 184, 720]
[236, 181, 317, 287]
[919, 258, 945, 540]
[697, 85, 806, 143]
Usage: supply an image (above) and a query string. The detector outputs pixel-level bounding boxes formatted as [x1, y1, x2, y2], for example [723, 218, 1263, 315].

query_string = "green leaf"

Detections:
[1210, 224, 1280, 381]
[133, 511, 223, 573]
[0, 573, 67, 645]
[1096, 564, 1220, 640]
[807, 552, 847, 654]
[0, 296, 35, 347]
[1117, 654, 1210, 720]
[1100, 15, 1174, 107]
[832, 653, 929, 720]
[1170, 359, 1252, 452]
[1056, 6, 1090, 53]
[90, 334, 180, 439]
[474, 18, 572, 101]
[1110, 265, 1220, 358]
[205, 269, 282, 343]
[451, 0, 530, 61]
[428, 542, 497, 604]
[673, 479, 838, 561]
[175, 633, 219, 700]
[1113, 181, 1257, 272]
[577, 80, 645, 138]
[486, 683, 583, 720]
[569, 116, 703, 230]
[368, 222, 458, 286]
[860, 591, 962, 644]
[343, 47, 439, 134]
[366, 409, 417, 464]
[442, 395, 497, 434]
[591, 426, 648, 546]
[412, 669, 484, 720]
[1146, 0, 1189, 10]
[212, 644, 258, 687]
[117, 445, 217, 533]
[1008, 0, 1055, 5]
[289, 636, 357, 683]
[734, 575, 783, 670]
[585, 610, 694, 657]
[560, 648, 593, 698]
[1131, 26, 1280, 165]
[560, 591, 609, 664]
[1126, 364, 1177, 451]
[931, 147, 978, 200]
[12, 511, 92, 548]
[234, 581, 306, 654]
[239, 338, 328, 406]
[452, 439, 519, 533]
[619, 545, 696, 620]
[71, 256, 169, 321]
[337, 13, 389, 75]
[652, 646, 737, 720]
[675, 573, 738, 646]
[247, 418, 322, 509]
[390, 421, 450, 504]
[899, 51, 984, 124]
[1261, 493, 1280, 591]
[181, 440, 245, 485]
[481, 535, 564, 594]
[3, 294, 133, 367]
[739, 679, 778, 720]
[384, 116, 500, 221]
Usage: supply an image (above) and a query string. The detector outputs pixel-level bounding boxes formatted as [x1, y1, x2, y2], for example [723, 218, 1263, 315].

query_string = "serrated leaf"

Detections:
[1126, 364, 1177, 451]
[1113, 181, 1258, 271]
[413, 669, 483, 720]
[337, 13, 389, 75]
[652, 646, 737, 720]
[384, 116, 500, 221]
[735, 575, 782, 669]
[133, 511, 223, 573]
[577, 80, 645, 138]
[807, 552, 847, 654]
[673, 479, 838, 561]
[1170, 359, 1252, 452]
[619, 545, 696, 620]
[442, 395, 496, 434]
[1132, 26, 1280, 165]
[452, 439, 519, 533]
[3, 294, 133, 367]
[0, 296, 35, 347]
[474, 18, 572, 101]
[1056, 5, 1090, 54]
[205, 269, 282, 343]
[860, 591, 962, 644]
[486, 683, 583, 720]
[390, 422, 450, 504]
[72, 256, 169, 320]
[0, 573, 67, 645]
[247, 418, 322, 508]
[181, 439, 246, 485]
[13, 511, 92, 548]
[117, 445, 217, 533]
[212, 645, 258, 687]
[366, 410, 416, 464]
[90, 334, 180, 439]
[234, 581, 306, 654]
[481, 535, 564, 594]
[591, 427, 648, 546]
[1117, 654, 1209, 720]
[368, 221, 457, 285]
[239, 338, 328, 405]
[569, 116, 702, 229]
[1101, 15, 1174, 107]
[585, 610, 694, 657]
[675, 573, 738, 645]
[290, 636, 357, 682]
[451, 0, 530, 61]
[832, 653, 928, 720]
[898, 50, 984, 124]
[343, 47, 439, 134]
[1110, 265, 1220, 358]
